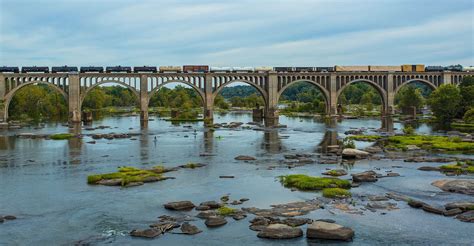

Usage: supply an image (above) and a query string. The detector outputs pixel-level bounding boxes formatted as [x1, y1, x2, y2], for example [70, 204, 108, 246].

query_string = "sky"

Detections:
[0, 0, 473, 67]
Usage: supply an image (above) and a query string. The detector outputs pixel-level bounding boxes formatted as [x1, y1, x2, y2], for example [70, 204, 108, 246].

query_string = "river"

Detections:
[0, 113, 472, 245]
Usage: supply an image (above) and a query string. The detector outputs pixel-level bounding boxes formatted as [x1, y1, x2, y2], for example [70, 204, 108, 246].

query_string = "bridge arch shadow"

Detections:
[4, 81, 68, 120]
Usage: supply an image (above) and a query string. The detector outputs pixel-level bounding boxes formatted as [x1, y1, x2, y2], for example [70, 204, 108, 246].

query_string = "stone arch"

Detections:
[336, 79, 387, 112]
[276, 79, 331, 113]
[147, 80, 205, 106]
[80, 80, 140, 106]
[393, 78, 437, 95]
[3, 81, 68, 121]
[213, 79, 268, 105]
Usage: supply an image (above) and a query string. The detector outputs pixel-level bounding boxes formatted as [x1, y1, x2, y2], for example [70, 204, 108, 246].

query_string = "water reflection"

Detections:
[317, 130, 339, 154]
[261, 130, 282, 154]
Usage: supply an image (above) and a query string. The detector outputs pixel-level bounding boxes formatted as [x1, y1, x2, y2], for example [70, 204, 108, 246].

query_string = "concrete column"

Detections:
[265, 72, 279, 126]
[204, 74, 214, 124]
[68, 74, 81, 123]
[442, 71, 452, 85]
[329, 74, 338, 116]
[386, 73, 395, 116]
[140, 74, 149, 125]
[0, 74, 5, 122]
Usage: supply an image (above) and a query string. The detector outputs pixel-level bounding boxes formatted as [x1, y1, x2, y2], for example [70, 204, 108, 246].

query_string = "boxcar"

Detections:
[80, 66, 104, 73]
[52, 66, 78, 73]
[159, 66, 182, 73]
[183, 65, 209, 73]
[134, 66, 157, 73]
[21, 66, 49, 73]
[106, 66, 132, 73]
[401, 64, 425, 72]
[294, 67, 315, 72]
[335, 66, 369, 72]
[210, 67, 232, 73]
[369, 65, 401, 72]
[425, 66, 444, 72]
[274, 67, 294, 72]
[255, 66, 273, 72]
[0, 66, 19, 73]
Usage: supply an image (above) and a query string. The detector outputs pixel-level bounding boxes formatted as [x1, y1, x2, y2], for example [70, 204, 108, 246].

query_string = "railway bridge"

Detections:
[0, 71, 469, 125]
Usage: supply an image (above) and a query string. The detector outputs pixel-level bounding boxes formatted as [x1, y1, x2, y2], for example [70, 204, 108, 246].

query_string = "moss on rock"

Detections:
[50, 133, 74, 140]
[87, 166, 165, 187]
[322, 188, 352, 198]
[279, 174, 351, 191]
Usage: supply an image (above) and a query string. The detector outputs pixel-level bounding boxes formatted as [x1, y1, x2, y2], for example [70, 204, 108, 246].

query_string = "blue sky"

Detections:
[0, 0, 473, 67]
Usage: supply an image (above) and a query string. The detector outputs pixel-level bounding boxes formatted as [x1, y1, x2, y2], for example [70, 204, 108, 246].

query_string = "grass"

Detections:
[346, 135, 383, 142]
[279, 174, 351, 191]
[322, 188, 352, 198]
[439, 161, 474, 175]
[217, 206, 237, 216]
[50, 133, 74, 140]
[87, 166, 163, 186]
[182, 162, 200, 169]
[451, 122, 474, 132]
[386, 135, 474, 152]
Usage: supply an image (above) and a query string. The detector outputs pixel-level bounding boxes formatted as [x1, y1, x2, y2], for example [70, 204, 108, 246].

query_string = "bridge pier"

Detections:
[204, 75, 214, 125]
[0, 74, 5, 122]
[68, 74, 81, 124]
[140, 75, 149, 125]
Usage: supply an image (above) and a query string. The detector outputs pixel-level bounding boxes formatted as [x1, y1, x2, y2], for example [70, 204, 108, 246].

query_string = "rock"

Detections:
[443, 208, 463, 217]
[130, 228, 161, 238]
[196, 210, 217, 219]
[0, 217, 3, 223]
[297, 157, 314, 164]
[195, 205, 211, 211]
[342, 148, 369, 159]
[431, 179, 474, 195]
[405, 145, 421, 151]
[418, 166, 441, 171]
[306, 221, 354, 241]
[164, 201, 196, 211]
[322, 169, 347, 176]
[230, 200, 243, 205]
[368, 195, 389, 201]
[284, 154, 298, 159]
[219, 175, 234, 179]
[234, 155, 256, 161]
[404, 157, 455, 163]
[445, 202, 474, 211]
[3, 215, 16, 220]
[200, 201, 221, 209]
[125, 182, 144, 187]
[315, 219, 336, 223]
[257, 224, 303, 239]
[282, 217, 311, 227]
[422, 204, 445, 215]
[352, 171, 378, 182]
[205, 216, 227, 227]
[366, 202, 398, 210]
[386, 172, 400, 177]
[456, 210, 474, 222]
[231, 211, 247, 220]
[240, 198, 249, 202]
[365, 146, 383, 153]
[408, 200, 427, 208]
[180, 222, 202, 235]
[97, 179, 122, 186]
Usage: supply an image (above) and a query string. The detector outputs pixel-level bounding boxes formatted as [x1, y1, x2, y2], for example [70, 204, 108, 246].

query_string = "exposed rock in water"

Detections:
[408, 200, 427, 208]
[431, 179, 474, 195]
[418, 166, 441, 171]
[130, 228, 161, 238]
[195, 205, 211, 211]
[281, 217, 311, 227]
[257, 224, 303, 239]
[445, 202, 474, 211]
[196, 210, 218, 219]
[365, 146, 383, 153]
[368, 195, 389, 201]
[351, 171, 378, 182]
[366, 202, 398, 211]
[342, 148, 369, 159]
[3, 215, 17, 220]
[322, 169, 348, 176]
[180, 222, 202, 235]
[205, 216, 227, 227]
[443, 208, 463, 217]
[422, 204, 445, 215]
[243, 200, 321, 217]
[306, 221, 354, 241]
[456, 210, 474, 223]
[199, 201, 221, 209]
[234, 155, 256, 161]
[164, 201, 196, 211]
[404, 157, 456, 163]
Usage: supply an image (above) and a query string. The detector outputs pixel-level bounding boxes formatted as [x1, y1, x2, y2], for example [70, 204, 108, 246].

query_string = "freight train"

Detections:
[0, 65, 473, 73]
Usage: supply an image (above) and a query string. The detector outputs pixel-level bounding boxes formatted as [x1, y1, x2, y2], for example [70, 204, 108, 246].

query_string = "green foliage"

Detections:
[463, 108, 474, 124]
[229, 93, 264, 108]
[214, 94, 230, 109]
[279, 174, 351, 190]
[149, 85, 202, 109]
[339, 83, 382, 105]
[403, 125, 415, 135]
[396, 85, 425, 114]
[49, 133, 74, 140]
[83, 85, 139, 110]
[322, 188, 352, 198]
[347, 135, 382, 141]
[342, 138, 356, 149]
[87, 166, 163, 186]
[459, 76, 474, 116]
[9, 84, 67, 121]
[387, 135, 474, 152]
[428, 84, 462, 124]
[217, 206, 237, 216]
[439, 161, 474, 174]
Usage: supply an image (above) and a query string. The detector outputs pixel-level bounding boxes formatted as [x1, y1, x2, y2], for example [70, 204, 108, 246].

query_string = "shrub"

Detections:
[463, 108, 474, 124]
[342, 138, 355, 149]
[402, 126, 415, 135]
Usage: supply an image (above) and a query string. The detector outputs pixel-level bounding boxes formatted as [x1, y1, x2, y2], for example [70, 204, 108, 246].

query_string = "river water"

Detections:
[0, 113, 472, 245]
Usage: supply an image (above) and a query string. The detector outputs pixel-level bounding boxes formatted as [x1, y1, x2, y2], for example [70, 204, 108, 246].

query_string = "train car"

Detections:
[21, 66, 49, 73]
[274, 67, 294, 72]
[106, 66, 132, 73]
[315, 66, 335, 72]
[425, 66, 444, 72]
[209, 67, 232, 73]
[233, 67, 254, 73]
[0, 66, 19, 73]
[369, 65, 401, 72]
[254, 66, 273, 72]
[463, 66, 474, 72]
[183, 65, 209, 73]
[159, 66, 182, 73]
[445, 64, 463, 72]
[80, 66, 104, 73]
[294, 67, 315, 72]
[335, 66, 369, 72]
[52, 66, 78, 73]
[133, 66, 157, 73]
[401, 64, 425, 72]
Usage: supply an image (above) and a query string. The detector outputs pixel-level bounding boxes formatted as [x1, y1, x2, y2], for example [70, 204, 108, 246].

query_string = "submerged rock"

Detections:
[243, 200, 321, 217]
[234, 155, 256, 161]
[352, 171, 378, 182]
[418, 166, 441, 171]
[422, 204, 445, 215]
[180, 222, 202, 235]
[257, 224, 303, 239]
[456, 210, 474, 222]
[306, 221, 354, 241]
[431, 179, 474, 195]
[130, 228, 161, 238]
[164, 201, 196, 211]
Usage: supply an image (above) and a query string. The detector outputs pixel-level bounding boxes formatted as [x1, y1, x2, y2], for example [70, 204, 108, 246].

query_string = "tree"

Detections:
[396, 85, 425, 114]
[214, 95, 229, 109]
[459, 76, 474, 116]
[463, 108, 474, 123]
[427, 84, 461, 124]
[360, 91, 375, 111]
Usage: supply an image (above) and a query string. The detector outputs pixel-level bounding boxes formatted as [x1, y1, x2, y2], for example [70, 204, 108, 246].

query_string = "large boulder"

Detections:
[307, 221, 354, 241]
[205, 216, 227, 227]
[180, 222, 202, 235]
[257, 224, 303, 239]
[164, 201, 196, 211]
[431, 179, 474, 195]
[352, 171, 378, 182]
[342, 148, 369, 159]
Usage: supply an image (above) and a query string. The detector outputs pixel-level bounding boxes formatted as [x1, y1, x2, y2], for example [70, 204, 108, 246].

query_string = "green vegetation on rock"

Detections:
[440, 161, 474, 174]
[217, 206, 237, 216]
[347, 135, 382, 142]
[87, 166, 165, 186]
[387, 135, 474, 152]
[49, 133, 74, 140]
[279, 174, 351, 190]
[322, 188, 352, 198]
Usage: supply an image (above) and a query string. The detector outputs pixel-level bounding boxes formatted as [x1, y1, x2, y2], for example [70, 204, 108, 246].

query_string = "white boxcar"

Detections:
[210, 67, 232, 73]
[255, 66, 273, 72]
[369, 65, 402, 72]
[233, 67, 254, 72]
